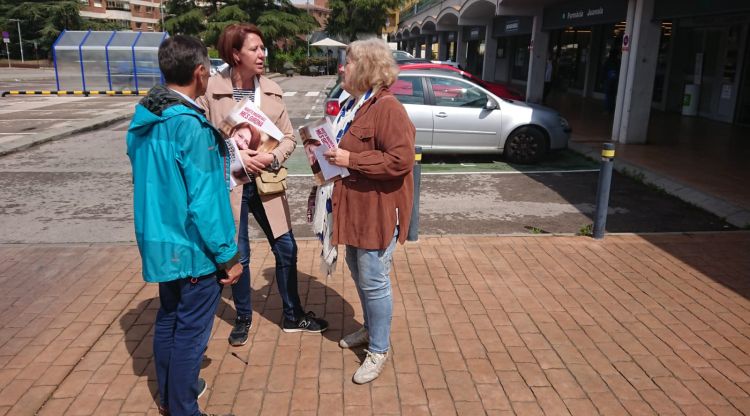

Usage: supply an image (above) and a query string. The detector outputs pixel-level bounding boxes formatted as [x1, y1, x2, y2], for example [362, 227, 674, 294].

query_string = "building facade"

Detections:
[80, 0, 163, 32]
[395, 0, 750, 144]
[292, 0, 331, 29]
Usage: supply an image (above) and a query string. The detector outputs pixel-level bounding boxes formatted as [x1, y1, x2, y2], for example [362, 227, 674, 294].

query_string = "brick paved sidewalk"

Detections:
[1, 233, 750, 415]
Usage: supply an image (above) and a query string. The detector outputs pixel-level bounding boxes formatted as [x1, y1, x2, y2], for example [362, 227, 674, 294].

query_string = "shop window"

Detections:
[652, 21, 672, 103]
[593, 23, 625, 94]
[555, 27, 591, 91]
[511, 35, 531, 81]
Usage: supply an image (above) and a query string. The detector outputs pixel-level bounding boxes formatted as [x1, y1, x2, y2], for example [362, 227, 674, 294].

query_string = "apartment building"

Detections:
[80, 0, 163, 32]
[292, 0, 331, 29]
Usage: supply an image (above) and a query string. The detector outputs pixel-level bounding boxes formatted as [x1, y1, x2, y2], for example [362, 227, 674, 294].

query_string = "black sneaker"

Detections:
[157, 378, 208, 415]
[228, 316, 252, 346]
[196, 377, 207, 399]
[282, 311, 329, 333]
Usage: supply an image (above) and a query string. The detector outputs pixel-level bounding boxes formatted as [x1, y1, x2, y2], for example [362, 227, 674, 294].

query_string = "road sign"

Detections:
[2, 31, 9, 44]
[622, 34, 630, 52]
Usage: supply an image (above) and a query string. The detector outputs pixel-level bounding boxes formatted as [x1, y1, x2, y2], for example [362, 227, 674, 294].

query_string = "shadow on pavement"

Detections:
[216, 264, 358, 347]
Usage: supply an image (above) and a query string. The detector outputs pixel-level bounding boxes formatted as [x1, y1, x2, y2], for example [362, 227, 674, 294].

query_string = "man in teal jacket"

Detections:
[126, 35, 241, 416]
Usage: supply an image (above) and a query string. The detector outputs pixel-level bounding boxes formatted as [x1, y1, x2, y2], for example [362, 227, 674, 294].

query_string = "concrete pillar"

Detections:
[612, 0, 660, 144]
[456, 29, 467, 69]
[525, 11, 549, 104]
[437, 32, 448, 61]
[425, 36, 433, 60]
[415, 38, 422, 58]
[482, 20, 498, 81]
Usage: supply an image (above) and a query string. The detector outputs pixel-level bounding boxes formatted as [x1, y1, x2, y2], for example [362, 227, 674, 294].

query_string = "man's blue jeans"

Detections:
[344, 228, 399, 353]
[153, 273, 221, 416]
[234, 182, 304, 322]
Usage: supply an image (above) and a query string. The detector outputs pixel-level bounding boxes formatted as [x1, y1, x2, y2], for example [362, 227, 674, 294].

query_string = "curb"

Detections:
[0, 108, 134, 157]
[568, 141, 750, 228]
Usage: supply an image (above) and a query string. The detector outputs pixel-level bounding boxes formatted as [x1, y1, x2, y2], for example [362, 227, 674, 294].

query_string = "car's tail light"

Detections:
[325, 100, 340, 116]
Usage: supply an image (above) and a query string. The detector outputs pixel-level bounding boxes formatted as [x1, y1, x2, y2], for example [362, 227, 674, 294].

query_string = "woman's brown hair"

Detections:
[217, 23, 264, 67]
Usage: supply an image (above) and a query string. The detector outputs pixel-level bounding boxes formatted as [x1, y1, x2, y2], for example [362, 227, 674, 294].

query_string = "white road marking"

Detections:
[283, 91, 297, 96]
[305, 91, 319, 97]
[304, 114, 311, 120]
[0, 132, 35, 135]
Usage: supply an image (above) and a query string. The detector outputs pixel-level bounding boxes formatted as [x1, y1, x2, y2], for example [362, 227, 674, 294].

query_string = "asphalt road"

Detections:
[0, 72, 734, 243]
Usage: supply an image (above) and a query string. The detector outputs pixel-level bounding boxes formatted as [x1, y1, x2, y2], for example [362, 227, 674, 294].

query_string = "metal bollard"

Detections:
[407, 146, 422, 241]
[593, 143, 615, 240]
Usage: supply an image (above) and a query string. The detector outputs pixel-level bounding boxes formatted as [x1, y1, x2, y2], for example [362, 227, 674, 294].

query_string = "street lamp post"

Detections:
[8, 19, 23, 62]
[159, 1, 165, 31]
[306, 0, 311, 57]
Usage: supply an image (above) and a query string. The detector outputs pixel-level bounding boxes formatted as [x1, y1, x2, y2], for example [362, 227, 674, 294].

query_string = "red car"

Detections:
[398, 63, 525, 101]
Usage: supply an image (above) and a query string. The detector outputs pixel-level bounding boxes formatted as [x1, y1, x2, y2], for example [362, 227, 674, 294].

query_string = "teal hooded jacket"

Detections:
[126, 86, 238, 283]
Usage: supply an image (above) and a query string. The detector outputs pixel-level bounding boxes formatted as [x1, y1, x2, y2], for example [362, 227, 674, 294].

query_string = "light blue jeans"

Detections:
[344, 227, 398, 353]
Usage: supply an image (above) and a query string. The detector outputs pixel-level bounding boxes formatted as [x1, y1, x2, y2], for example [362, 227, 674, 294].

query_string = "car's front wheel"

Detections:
[504, 126, 548, 164]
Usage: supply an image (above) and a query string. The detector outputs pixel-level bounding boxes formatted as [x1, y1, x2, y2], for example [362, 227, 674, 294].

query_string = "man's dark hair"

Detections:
[158, 35, 208, 86]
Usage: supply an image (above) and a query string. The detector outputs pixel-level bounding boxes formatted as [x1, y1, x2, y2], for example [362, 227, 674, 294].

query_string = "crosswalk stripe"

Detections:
[305, 91, 320, 97]
[283, 91, 297, 96]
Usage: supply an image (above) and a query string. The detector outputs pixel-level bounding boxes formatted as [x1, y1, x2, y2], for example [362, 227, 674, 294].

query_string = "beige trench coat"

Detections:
[197, 68, 296, 239]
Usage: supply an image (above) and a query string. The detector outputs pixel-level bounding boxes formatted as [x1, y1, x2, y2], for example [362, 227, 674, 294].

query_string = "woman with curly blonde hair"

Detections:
[323, 38, 415, 384]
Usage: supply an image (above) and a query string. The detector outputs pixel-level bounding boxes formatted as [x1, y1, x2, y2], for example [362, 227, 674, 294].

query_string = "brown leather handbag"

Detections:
[255, 167, 288, 195]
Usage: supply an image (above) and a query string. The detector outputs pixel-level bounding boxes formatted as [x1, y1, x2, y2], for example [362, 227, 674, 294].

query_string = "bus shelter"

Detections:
[53, 30, 168, 91]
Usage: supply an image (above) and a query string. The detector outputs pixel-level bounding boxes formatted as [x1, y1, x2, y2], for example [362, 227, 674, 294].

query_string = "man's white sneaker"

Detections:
[339, 327, 369, 349]
[352, 349, 388, 384]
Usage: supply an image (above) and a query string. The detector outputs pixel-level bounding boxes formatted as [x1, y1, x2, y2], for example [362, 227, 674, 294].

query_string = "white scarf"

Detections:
[313, 88, 378, 276]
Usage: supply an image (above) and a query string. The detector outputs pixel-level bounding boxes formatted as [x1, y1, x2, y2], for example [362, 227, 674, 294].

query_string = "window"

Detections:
[391, 77, 425, 105]
[79, 0, 90, 5]
[106, 0, 129, 10]
[430, 77, 488, 108]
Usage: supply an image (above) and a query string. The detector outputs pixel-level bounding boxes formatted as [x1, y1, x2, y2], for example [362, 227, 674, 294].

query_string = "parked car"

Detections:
[391, 50, 431, 64]
[399, 63, 525, 101]
[324, 70, 570, 163]
[210, 58, 227, 76]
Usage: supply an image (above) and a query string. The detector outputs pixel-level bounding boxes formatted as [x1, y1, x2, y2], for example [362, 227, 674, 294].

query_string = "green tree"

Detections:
[326, 0, 405, 41]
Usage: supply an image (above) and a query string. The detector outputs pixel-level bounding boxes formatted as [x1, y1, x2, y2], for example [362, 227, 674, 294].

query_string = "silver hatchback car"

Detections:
[325, 70, 571, 163]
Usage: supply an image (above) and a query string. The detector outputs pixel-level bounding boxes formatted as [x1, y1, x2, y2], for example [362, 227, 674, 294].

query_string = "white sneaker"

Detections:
[352, 349, 388, 384]
[339, 327, 369, 349]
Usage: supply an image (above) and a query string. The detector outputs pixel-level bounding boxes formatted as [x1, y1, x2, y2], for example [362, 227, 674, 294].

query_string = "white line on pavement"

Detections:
[304, 114, 311, 120]
[283, 91, 297, 96]
[305, 91, 320, 97]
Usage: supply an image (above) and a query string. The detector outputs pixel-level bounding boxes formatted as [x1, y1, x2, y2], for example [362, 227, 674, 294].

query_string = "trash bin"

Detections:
[682, 84, 700, 116]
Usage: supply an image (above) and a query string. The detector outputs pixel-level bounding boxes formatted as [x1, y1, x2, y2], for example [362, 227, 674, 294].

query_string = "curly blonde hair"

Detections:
[345, 38, 399, 95]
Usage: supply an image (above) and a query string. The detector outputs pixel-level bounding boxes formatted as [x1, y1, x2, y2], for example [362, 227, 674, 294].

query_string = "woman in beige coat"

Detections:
[198, 23, 327, 347]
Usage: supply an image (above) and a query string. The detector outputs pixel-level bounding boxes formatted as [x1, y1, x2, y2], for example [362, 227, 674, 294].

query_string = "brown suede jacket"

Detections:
[331, 88, 416, 250]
